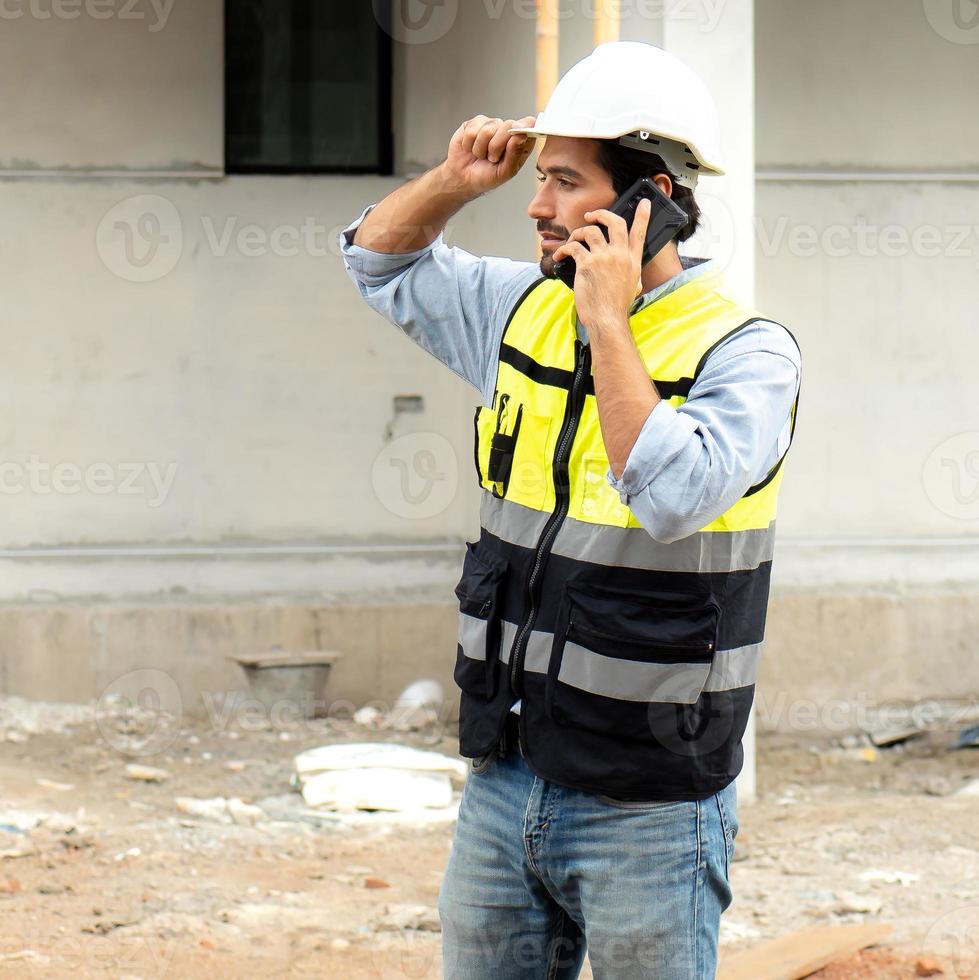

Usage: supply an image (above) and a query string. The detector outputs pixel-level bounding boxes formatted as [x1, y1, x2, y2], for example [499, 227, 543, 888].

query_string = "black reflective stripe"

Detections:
[499, 343, 575, 390]
[499, 342, 693, 400]
[472, 406, 483, 485]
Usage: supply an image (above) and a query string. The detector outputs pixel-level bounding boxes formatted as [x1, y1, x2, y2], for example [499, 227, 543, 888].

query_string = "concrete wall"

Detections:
[753, 0, 979, 724]
[0, 0, 976, 725]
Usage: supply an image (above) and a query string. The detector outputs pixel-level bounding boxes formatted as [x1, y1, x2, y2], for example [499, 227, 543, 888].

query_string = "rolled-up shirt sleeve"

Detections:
[339, 205, 540, 405]
[607, 320, 801, 544]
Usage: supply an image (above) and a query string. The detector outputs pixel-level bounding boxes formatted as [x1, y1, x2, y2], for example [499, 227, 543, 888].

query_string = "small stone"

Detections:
[915, 957, 943, 977]
[330, 938, 351, 950]
[364, 878, 391, 890]
[227, 799, 263, 827]
[835, 891, 882, 915]
[124, 764, 170, 783]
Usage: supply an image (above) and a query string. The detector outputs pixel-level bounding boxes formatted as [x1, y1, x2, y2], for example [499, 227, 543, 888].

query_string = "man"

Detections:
[340, 41, 801, 980]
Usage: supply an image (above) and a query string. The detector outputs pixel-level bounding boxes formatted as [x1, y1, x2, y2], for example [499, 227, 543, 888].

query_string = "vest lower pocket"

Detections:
[544, 582, 719, 741]
[453, 541, 508, 701]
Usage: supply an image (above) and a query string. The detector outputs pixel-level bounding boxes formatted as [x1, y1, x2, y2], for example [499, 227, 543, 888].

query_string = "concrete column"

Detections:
[639, 0, 759, 802]
[661, 0, 759, 802]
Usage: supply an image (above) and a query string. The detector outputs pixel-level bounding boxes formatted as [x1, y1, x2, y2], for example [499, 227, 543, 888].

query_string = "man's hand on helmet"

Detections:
[442, 115, 538, 196]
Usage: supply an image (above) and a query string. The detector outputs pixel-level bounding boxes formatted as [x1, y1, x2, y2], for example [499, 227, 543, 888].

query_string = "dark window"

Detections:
[226, 1, 393, 174]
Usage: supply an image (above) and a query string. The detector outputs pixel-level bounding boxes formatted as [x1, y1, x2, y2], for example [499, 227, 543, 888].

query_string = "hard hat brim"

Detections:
[508, 125, 726, 179]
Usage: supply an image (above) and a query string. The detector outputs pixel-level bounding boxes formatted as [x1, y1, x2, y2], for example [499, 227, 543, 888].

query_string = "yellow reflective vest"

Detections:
[454, 269, 800, 800]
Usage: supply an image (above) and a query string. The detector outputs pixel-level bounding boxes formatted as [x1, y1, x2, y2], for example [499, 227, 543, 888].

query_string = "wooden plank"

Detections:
[717, 923, 892, 980]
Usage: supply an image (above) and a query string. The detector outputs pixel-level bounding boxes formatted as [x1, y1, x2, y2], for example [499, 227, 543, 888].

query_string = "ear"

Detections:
[652, 173, 673, 198]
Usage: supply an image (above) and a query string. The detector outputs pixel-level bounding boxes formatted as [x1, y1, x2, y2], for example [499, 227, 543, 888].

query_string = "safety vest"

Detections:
[453, 268, 800, 801]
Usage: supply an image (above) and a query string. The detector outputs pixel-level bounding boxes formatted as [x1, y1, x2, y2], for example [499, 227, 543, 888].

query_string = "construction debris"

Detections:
[718, 922, 892, 980]
[835, 891, 884, 915]
[293, 742, 465, 813]
[953, 724, 979, 750]
[375, 904, 441, 932]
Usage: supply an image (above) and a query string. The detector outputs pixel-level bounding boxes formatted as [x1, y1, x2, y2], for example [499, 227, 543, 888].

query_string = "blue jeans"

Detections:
[438, 747, 738, 979]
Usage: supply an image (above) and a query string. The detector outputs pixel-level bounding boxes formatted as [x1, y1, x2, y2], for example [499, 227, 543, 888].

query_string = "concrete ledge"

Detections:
[1, 588, 978, 734]
[0, 601, 461, 723]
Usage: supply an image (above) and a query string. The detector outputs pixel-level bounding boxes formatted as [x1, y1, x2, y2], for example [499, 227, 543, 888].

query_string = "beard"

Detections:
[539, 252, 558, 278]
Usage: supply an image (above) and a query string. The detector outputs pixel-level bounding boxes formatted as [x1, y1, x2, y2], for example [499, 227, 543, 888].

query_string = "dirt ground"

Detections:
[1, 696, 977, 979]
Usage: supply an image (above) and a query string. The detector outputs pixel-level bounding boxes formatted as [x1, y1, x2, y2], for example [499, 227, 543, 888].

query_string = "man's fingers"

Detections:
[584, 209, 628, 248]
[630, 198, 653, 255]
[459, 115, 491, 156]
[552, 240, 589, 265]
[487, 120, 519, 163]
[569, 225, 607, 250]
[471, 118, 504, 160]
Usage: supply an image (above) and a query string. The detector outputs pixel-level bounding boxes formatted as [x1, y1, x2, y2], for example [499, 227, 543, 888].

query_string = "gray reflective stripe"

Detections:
[554, 517, 776, 573]
[479, 493, 775, 572]
[457, 613, 488, 661]
[703, 642, 764, 692]
[499, 625, 762, 695]
[500, 620, 518, 664]
[480, 493, 549, 547]
[558, 642, 709, 704]
[500, 625, 550, 675]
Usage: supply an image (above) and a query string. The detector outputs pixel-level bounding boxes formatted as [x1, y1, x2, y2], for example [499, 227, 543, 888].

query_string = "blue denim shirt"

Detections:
[339, 205, 801, 546]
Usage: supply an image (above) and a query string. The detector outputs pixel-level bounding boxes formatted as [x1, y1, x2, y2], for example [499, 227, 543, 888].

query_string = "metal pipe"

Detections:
[593, 0, 620, 46]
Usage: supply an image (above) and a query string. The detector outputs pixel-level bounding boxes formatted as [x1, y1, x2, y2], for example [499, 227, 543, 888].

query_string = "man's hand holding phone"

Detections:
[552, 198, 654, 331]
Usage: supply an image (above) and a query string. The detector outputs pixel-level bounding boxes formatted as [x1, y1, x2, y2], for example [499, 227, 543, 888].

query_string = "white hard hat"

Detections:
[510, 41, 725, 189]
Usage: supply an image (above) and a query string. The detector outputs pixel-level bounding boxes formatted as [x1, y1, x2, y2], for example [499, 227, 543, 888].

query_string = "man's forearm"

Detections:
[589, 315, 660, 479]
[353, 163, 479, 254]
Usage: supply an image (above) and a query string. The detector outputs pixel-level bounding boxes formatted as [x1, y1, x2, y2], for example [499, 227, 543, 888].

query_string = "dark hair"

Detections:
[595, 139, 700, 243]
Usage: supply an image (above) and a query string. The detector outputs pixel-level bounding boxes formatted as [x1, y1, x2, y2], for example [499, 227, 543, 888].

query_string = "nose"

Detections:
[527, 183, 555, 222]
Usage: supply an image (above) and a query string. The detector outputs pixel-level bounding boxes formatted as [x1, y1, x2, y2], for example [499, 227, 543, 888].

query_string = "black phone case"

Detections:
[553, 176, 690, 291]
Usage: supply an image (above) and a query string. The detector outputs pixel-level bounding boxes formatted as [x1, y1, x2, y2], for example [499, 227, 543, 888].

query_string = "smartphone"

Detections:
[552, 176, 690, 291]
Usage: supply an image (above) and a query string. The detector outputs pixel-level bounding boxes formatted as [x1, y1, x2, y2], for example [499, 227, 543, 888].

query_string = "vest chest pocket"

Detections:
[475, 399, 552, 511]
[453, 542, 508, 701]
[544, 582, 719, 742]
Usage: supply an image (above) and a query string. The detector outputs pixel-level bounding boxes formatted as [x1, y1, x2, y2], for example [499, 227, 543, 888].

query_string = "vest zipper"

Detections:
[508, 337, 592, 697]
